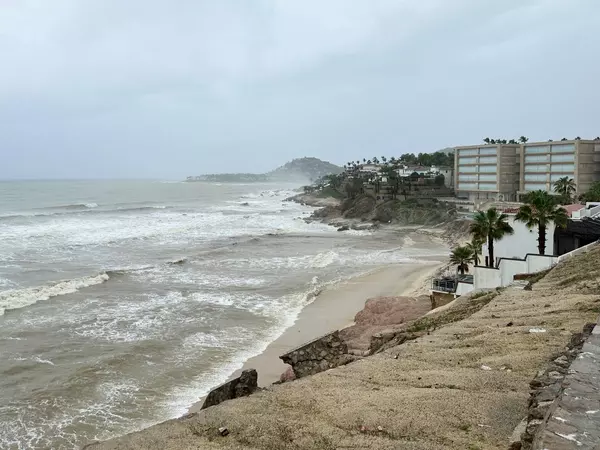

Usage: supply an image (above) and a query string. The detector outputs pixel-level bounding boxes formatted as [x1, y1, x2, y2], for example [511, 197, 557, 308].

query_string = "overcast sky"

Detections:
[1, 0, 599, 179]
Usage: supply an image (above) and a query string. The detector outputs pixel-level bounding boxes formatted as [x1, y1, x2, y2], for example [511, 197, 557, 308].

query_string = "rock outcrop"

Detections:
[279, 331, 352, 378]
[201, 369, 258, 410]
[339, 296, 431, 353]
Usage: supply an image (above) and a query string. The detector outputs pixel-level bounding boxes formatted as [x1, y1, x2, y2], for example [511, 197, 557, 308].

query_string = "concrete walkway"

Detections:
[534, 318, 600, 449]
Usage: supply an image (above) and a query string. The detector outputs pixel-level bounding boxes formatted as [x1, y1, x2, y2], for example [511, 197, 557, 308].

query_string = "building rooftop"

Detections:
[563, 204, 586, 217]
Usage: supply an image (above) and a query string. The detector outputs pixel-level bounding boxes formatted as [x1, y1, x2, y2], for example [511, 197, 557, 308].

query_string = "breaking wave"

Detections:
[42, 203, 99, 210]
[0, 273, 110, 315]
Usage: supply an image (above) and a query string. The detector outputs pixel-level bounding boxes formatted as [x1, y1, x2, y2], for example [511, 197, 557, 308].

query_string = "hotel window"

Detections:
[458, 183, 477, 190]
[526, 164, 550, 172]
[525, 146, 550, 154]
[458, 174, 478, 181]
[478, 183, 497, 191]
[458, 149, 477, 156]
[460, 165, 478, 173]
[525, 154, 550, 163]
[524, 173, 547, 182]
[479, 156, 497, 164]
[551, 144, 575, 152]
[479, 174, 497, 182]
[459, 157, 477, 164]
[524, 183, 547, 191]
[479, 148, 497, 155]
[479, 165, 497, 173]
[551, 153, 575, 162]
[551, 163, 575, 172]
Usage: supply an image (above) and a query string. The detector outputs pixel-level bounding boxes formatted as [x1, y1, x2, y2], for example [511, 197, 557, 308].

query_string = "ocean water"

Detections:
[0, 180, 444, 449]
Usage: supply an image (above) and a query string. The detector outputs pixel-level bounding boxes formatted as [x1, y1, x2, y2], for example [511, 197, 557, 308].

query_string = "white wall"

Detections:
[527, 255, 557, 273]
[456, 282, 474, 296]
[474, 267, 501, 289]
[481, 216, 557, 262]
[571, 202, 600, 219]
[476, 255, 557, 289]
[498, 259, 527, 286]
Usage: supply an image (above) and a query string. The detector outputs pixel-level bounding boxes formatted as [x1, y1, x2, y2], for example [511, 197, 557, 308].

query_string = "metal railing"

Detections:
[431, 275, 473, 293]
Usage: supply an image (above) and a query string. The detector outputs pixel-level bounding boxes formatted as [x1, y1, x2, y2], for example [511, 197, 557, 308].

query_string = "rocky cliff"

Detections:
[297, 193, 459, 227]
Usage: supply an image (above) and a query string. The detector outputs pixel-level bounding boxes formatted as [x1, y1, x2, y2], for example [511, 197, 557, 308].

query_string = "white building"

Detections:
[480, 213, 557, 266]
[430, 165, 454, 188]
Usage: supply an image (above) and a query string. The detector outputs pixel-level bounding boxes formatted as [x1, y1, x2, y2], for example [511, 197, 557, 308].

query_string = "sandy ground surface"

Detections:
[188, 259, 444, 412]
[87, 244, 600, 450]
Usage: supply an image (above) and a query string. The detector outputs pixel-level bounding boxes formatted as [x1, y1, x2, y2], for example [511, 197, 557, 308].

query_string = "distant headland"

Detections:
[185, 157, 342, 183]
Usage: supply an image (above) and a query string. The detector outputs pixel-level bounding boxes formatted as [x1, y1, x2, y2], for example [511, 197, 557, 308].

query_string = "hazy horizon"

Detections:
[2, 0, 599, 180]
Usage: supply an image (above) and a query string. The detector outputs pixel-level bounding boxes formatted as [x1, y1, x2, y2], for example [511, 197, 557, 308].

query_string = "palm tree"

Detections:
[561, 138, 568, 141]
[466, 236, 484, 266]
[450, 246, 473, 275]
[381, 156, 387, 163]
[470, 208, 514, 267]
[519, 136, 529, 144]
[483, 137, 490, 144]
[553, 177, 576, 203]
[490, 139, 496, 144]
[373, 157, 380, 164]
[575, 136, 581, 140]
[516, 191, 568, 255]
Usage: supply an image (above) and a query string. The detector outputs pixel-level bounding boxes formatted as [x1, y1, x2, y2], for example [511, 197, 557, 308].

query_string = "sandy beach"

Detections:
[189, 250, 445, 412]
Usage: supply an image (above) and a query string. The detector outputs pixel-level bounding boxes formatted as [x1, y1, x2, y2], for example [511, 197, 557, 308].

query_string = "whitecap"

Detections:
[0, 273, 110, 315]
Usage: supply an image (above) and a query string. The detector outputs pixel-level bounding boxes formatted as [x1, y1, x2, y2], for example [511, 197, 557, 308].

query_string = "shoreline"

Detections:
[188, 242, 446, 413]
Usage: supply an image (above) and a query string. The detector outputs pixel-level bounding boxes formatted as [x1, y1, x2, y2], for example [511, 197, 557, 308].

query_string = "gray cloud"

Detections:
[1, 0, 599, 179]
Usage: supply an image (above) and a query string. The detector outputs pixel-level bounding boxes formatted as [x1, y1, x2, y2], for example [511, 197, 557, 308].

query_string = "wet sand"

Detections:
[189, 256, 444, 412]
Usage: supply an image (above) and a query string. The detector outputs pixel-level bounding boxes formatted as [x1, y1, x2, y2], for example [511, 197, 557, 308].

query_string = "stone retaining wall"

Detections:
[201, 369, 258, 410]
[279, 331, 352, 379]
[531, 319, 600, 449]
[512, 322, 597, 449]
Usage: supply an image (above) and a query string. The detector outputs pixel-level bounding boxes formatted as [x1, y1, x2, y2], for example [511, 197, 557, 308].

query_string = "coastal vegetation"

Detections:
[465, 236, 483, 266]
[580, 180, 600, 202]
[469, 208, 514, 267]
[449, 246, 473, 275]
[553, 176, 576, 204]
[482, 136, 527, 144]
[343, 150, 454, 172]
[482, 136, 597, 144]
[515, 190, 569, 255]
